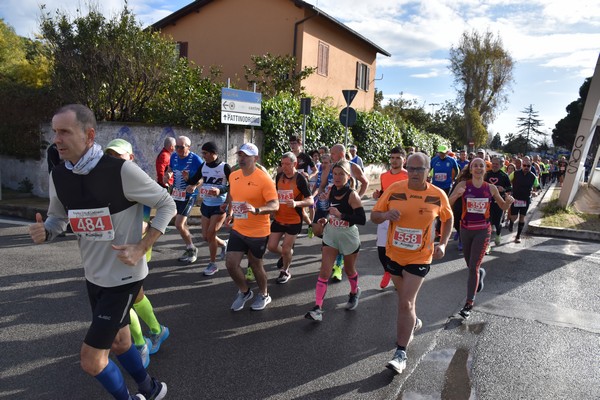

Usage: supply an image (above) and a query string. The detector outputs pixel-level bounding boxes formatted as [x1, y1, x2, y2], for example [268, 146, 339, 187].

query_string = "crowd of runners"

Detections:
[31, 104, 561, 399]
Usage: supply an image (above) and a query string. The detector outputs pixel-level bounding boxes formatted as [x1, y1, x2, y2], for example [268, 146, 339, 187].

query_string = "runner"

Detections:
[449, 158, 514, 319]
[267, 152, 314, 283]
[317, 144, 369, 281]
[104, 139, 170, 368]
[372, 146, 408, 289]
[305, 159, 366, 322]
[29, 104, 174, 400]
[287, 135, 316, 236]
[348, 144, 364, 170]
[430, 144, 459, 239]
[155, 137, 175, 189]
[222, 143, 279, 311]
[164, 136, 204, 264]
[508, 156, 540, 243]
[371, 152, 453, 374]
[188, 141, 231, 276]
[430, 145, 459, 196]
[311, 154, 333, 238]
[457, 149, 469, 170]
[557, 156, 568, 187]
[484, 156, 512, 250]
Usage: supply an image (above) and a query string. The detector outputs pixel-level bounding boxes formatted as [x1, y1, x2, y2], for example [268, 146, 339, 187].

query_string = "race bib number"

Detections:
[199, 186, 214, 198]
[434, 172, 447, 182]
[231, 201, 248, 219]
[328, 215, 349, 228]
[278, 189, 294, 201]
[466, 198, 488, 214]
[514, 199, 527, 208]
[68, 207, 114, 241]
[171, 188, 187, 201]
[392, 227, 423, 250]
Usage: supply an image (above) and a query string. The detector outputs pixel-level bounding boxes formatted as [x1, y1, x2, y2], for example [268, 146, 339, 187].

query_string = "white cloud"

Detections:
[540, 0, 600, 26]
[411, 69, 443, 78]
[378, 57, 448, 68]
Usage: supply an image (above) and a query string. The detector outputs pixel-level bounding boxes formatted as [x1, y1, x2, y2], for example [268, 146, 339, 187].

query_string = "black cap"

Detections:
[202, 141, 218, 154]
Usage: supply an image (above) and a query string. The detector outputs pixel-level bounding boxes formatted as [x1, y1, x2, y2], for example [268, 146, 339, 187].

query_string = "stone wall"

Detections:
[0, 123, 263, 198]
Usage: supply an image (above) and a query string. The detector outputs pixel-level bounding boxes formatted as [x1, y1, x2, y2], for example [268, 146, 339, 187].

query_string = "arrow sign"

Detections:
[342, 89, 358, 106]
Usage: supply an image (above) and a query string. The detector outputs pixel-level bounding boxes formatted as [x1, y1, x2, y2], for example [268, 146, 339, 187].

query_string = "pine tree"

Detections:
[516, 104, 545, 153]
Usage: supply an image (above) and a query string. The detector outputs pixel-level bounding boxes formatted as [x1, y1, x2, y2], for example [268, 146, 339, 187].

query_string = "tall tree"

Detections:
[426, 101, 467, 149]
[516, 104, 545, 153]
[490, 132, 502, 149]
[0, 19, 56, 159]
[552, 77, 591, 149]
[449, 29, 514, 148]
[380, 93, 431, 129]
[243, 53, 314, 100]
[0, 19, 51, 87]
[39, 4, 178, 121]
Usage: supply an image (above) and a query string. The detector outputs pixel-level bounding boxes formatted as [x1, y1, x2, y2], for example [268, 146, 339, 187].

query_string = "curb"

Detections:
[0, 204, 48, 221]
[528, 184, 600, 242]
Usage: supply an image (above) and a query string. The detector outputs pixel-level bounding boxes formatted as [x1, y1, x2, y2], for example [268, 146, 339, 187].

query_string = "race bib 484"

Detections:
[68, 207, 114, 241]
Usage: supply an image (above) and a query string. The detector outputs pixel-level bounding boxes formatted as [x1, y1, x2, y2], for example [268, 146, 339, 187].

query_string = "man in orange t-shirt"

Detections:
[223, 143, 279, 312]
[267, 152, 314, 284]
[371, 152, 453, 375]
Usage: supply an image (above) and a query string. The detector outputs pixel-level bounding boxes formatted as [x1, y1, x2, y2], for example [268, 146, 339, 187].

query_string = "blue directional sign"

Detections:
[221, 88, 262, 126]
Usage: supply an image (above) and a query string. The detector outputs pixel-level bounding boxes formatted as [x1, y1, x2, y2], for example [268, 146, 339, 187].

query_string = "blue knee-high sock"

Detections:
[116, 344, 152, 393]
[95, 359, 130, 400]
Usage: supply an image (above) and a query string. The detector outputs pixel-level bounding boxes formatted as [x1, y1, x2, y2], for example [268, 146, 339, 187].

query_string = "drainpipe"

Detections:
[293, 11, 319, 59]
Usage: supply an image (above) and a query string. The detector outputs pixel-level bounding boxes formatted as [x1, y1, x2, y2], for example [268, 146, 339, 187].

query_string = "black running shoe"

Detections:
[459, 303, 473, 319]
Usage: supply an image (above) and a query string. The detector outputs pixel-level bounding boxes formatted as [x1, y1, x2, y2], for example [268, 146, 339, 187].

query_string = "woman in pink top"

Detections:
[449, 158, 514, 319]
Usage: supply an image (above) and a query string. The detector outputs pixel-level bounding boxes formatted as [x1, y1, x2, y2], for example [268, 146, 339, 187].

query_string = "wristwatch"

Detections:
[254, 208, 261, 215]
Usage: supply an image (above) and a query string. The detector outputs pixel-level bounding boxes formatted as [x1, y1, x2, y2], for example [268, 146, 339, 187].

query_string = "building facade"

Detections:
[152, 0, 390, 111]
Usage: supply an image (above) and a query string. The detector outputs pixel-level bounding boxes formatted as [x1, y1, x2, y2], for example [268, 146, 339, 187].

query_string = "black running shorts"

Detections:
[84, 279, 143, 349]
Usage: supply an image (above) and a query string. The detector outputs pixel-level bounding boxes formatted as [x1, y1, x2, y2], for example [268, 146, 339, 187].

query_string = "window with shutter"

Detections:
[317, 41, 329, 76]
[355, 62, 370, 91]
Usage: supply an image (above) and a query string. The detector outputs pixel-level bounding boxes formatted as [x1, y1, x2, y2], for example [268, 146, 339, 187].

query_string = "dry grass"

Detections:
[541, 191, 600, 232]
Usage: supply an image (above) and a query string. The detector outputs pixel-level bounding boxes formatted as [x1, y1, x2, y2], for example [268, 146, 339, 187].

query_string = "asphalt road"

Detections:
[1, 199, 599, 400]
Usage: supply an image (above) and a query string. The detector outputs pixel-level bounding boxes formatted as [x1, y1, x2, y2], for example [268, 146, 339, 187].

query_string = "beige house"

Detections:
[152, 0, 390, 111]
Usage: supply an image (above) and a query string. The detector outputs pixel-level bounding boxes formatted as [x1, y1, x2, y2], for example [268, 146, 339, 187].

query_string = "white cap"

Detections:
[238, 143, 259, 156]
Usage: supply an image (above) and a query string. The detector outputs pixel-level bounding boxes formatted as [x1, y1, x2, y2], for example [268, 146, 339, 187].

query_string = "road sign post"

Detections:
[341, 90, 358, 147]
[221, 86, 262, 164]
[300, 98, 311, 147]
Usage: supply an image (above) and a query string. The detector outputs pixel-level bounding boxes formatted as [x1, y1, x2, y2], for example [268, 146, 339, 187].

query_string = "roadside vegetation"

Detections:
[541, 191, 600, 232]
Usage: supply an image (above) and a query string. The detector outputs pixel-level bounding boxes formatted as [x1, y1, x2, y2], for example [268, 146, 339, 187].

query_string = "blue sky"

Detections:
[2, 0, 599, 144]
